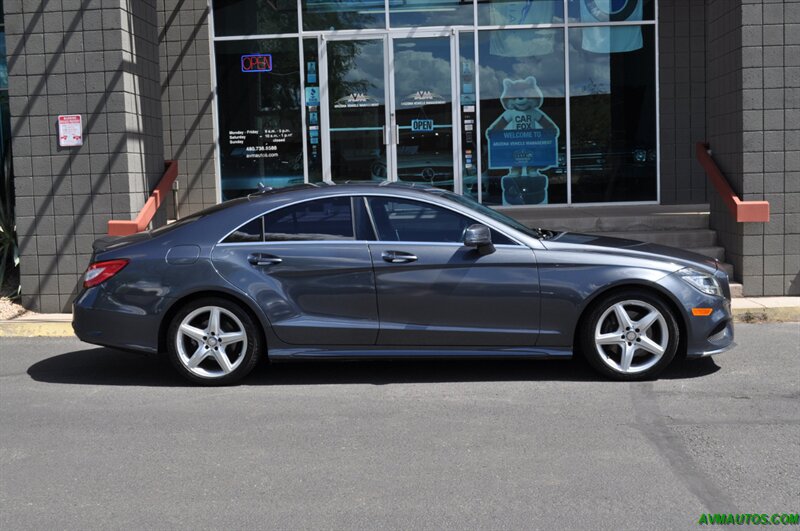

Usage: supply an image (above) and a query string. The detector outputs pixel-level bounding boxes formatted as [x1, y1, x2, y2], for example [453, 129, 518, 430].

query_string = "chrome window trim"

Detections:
[217, 239, 525, 249]
[216, 191, 536, 248]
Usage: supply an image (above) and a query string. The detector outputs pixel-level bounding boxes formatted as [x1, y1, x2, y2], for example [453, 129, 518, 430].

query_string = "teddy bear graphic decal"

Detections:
[486, 76, 560, 205]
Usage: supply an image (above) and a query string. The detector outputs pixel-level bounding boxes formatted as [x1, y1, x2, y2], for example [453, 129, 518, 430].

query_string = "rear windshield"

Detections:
[149, 185, 317, 236]
[150, 197, 251, 236]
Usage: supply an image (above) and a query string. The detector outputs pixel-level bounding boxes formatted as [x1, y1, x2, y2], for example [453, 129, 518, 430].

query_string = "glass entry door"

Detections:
[321, 36, 389, 183]
[319, 32, 458, 189]
[389, 34, 457, 192]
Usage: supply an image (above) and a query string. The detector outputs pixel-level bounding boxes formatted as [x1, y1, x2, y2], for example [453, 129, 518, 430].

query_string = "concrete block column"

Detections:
[158, 0, 217, 219]
[5, 0, 164, 312]
[705, 0, 799, 296]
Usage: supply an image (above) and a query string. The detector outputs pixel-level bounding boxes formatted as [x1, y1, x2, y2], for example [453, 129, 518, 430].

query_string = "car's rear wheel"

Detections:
[167, 298, 262, 385]
[580, 290, 679, 381]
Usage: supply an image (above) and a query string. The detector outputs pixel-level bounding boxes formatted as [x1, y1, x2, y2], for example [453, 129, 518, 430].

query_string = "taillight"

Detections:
[83, 259, 129, 288]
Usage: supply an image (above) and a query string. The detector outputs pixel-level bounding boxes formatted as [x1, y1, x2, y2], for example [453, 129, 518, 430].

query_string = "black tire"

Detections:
[579, 289, 680, 381]
[167, 297, 263, 386]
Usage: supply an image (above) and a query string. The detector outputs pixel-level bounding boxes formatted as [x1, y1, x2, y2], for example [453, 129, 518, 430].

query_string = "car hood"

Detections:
[541, 232, 719, 274]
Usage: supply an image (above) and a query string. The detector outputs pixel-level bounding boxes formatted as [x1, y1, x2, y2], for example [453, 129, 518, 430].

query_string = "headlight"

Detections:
[678, 267, 722, 296]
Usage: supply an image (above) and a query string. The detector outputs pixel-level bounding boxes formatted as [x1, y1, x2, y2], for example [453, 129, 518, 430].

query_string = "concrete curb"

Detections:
[732, 306, 800, 324]
[0, 306, 798, 338]
[0, 321, 75, 337]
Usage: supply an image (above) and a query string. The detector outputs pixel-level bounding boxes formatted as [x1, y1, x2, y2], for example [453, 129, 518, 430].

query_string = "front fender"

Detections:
[535, 249, 673, 348]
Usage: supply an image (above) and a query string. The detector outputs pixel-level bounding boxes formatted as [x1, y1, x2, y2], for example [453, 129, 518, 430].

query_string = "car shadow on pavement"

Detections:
[27, 347, 721, 387]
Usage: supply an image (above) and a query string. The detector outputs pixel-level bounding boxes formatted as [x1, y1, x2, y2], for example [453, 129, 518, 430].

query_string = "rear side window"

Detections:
[222, 217, 264, 243]
[264, 197, 354, 241]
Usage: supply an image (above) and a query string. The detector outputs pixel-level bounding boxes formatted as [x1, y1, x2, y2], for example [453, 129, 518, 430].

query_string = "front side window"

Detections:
[264, 197, 354, 241]
[366, 197, 473, 243]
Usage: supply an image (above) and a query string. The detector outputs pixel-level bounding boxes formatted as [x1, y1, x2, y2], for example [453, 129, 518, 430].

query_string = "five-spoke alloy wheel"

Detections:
[167, 298, 262, 385]
[580, 290, 679, 380]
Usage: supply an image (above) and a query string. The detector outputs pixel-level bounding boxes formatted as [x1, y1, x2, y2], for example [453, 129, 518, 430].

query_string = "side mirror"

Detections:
[463, 224, 495, 255]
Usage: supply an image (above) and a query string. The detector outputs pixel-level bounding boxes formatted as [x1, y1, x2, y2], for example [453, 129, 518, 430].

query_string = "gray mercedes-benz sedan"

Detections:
[73, 182, 735, 385]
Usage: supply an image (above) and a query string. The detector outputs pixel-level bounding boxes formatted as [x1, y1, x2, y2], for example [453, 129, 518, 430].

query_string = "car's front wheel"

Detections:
[580, 290, 679, 381]
[167, 298, 262, 385]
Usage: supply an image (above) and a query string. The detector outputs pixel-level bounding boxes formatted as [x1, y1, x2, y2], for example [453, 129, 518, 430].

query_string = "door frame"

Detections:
[319, 33, 392, 184]
[318, 29, 461, 193]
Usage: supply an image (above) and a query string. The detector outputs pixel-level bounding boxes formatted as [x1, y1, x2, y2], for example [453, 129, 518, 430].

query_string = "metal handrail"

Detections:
[696, 142, 769, 223]
[107, 160, 178, 236]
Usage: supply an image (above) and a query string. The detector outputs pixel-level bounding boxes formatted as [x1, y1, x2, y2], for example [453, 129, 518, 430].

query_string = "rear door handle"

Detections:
[247, 253, 282, 266]
[382, 250, 418, 264]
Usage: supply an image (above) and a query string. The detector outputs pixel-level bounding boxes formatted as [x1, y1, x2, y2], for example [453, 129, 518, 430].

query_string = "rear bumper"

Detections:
[72, 288, 166, 354]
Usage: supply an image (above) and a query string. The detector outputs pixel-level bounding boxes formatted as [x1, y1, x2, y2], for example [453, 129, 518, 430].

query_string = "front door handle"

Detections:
[382, 250, 418, 264]
[247, 253, 282, 266]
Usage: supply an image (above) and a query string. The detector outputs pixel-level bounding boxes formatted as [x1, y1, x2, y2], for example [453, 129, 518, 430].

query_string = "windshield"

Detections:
[437, 191, 544, 239]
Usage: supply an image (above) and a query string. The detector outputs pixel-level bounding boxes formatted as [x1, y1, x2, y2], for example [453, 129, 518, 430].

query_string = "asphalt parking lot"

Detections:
[1, 323, 798, 530]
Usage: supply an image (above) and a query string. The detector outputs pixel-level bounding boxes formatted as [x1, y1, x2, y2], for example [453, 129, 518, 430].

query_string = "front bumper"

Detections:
[657, 269, 735, 359]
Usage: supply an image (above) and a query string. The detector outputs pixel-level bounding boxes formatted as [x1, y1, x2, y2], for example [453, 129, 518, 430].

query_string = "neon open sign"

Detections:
[241, 54, 272, 73]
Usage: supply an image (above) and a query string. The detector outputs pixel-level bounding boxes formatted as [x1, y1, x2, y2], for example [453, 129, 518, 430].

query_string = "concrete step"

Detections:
[500, 204, 710, 233]
[591, 229, 717, 248]
[730, 282, 743, 298]
[718, 261, 734, 278]
[529, 213, 710, 233]
[688, 246, 726, 261]
[714, 263, 742, 297]
[496, 203, 745, 295]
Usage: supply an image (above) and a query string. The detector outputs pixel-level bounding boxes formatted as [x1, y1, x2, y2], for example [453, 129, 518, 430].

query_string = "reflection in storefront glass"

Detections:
[478, 0, 563, 27]
[568, 25, 656, 203]
[208, 0, 658, 204]
[327, 39, 386, 183]
[302, 0, 385, 31]
[303, 38, 323, 183]
[567, 0, 653, 23]
[459, 32, 478, 199]
[0, 33, 7, 90]
[393, 37, 454, 191]
[390, 0, 472, 28]
[213, 0, 299, 36]
[478, 29, 566, 206]
[215, 39, 303, 200]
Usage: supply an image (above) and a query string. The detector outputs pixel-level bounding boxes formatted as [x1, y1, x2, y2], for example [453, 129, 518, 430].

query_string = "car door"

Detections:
[365, 196, 540, 347]
[211, 196, 379, 345]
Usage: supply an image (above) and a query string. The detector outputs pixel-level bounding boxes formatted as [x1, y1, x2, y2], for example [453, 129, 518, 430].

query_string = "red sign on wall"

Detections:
[241, 54, 272, 73]
[58, 115, 83, 147]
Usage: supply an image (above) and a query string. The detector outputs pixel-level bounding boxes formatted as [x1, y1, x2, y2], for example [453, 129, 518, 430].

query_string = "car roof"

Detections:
[245, 181, 446, 203]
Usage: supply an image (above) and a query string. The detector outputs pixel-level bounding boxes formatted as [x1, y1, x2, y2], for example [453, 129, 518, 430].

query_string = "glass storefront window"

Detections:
[459, 31, 478, 199]
[568, 0, 654, 23]
[393, 36, 454, 191]
[391, 0, 472, 28]
[215, 38, 304, 199]
[303, 38, 323, 183]
[478, 0, 563, 27]
[213, 0, 299, 36]
[478, 28, 567, 205]
[568, 25, 656, 203]
[326, 38, 387, 182]
[302, 0, 385, 31]
[210, 0, 660, 205]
